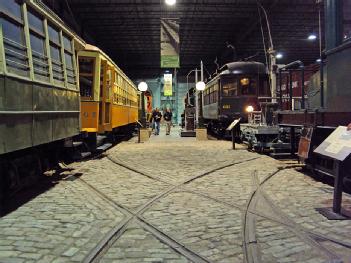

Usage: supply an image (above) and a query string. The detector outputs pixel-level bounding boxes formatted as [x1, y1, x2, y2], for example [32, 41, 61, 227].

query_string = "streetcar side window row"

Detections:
[79, 56, 138, 107]
[0, 0, 77, 88]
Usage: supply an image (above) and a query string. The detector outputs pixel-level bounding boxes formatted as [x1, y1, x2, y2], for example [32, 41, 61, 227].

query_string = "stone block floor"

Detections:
[1, 126, 351, 263]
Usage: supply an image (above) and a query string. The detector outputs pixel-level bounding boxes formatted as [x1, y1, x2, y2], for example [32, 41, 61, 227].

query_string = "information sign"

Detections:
[314, 126, 351, 161]
[226, 118, 241, 131]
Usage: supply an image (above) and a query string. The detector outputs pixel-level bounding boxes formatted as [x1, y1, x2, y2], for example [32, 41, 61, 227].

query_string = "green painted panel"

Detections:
[5, 77, 32, 110]
[52, 114, 68, 141]
[0, 116, 5, 154]
[53, 89, 66, 111]
[66, 115, 80, 136]
[3, 115, 33, 153]
[0, 76, 4, 110]
[32, 114, 53, 146]
[33, 84, 54, 111]
[66, 90, 79, 111]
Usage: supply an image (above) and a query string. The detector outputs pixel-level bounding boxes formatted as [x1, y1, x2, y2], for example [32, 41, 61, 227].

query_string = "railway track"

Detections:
[72, 151, 351, 263]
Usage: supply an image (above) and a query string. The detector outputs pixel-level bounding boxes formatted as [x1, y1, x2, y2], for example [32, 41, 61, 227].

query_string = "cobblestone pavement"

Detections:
[1, 126, 351, 263]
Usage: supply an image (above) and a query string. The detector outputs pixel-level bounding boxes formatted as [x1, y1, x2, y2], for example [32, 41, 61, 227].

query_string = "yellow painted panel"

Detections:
[81, 101, 99, 132]
[129, 107, 138, 123]
[111, 105, 129, 128]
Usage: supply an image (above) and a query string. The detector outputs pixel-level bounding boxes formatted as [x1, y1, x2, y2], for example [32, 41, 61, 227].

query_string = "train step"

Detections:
[72, 151, 91, 161]
[269, 152, 295, 158]
[72, 141, 83, 147]
[96, 143, 112, 152]
[96, 135, 107, 146]
[80, 152, 92, 159]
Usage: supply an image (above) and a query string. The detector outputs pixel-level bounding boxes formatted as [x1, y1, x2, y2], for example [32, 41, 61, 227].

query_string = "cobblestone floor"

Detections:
[1, 126, 351, 263]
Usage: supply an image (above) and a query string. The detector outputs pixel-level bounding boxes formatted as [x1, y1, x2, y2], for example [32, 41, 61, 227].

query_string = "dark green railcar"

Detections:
[0, 0, 85, 206]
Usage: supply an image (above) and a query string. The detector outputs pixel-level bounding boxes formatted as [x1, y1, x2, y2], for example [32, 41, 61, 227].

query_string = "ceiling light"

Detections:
[138, 82, 148, 92]
[246, 105, 254, 113]
[308, 34, 317, 40]
[165, 0, 176, 6]
[275, 53, 283, 59]
[316, 58, 322, 63]
[196, 81, 205, 91]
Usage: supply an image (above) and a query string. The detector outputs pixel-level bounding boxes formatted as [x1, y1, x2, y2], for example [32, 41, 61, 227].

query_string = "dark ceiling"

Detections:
[42, 0, 324, 79]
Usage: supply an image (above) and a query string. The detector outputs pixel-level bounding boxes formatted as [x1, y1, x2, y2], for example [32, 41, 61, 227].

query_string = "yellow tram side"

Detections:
[78, 45, 138, 135]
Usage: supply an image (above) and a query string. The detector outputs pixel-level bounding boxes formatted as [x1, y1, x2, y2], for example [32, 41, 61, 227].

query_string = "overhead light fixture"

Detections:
[138, 82, 148, 92]
[308, 34, 317, 41]
[196, 81, 205, 91]
[275, 53, 283, 59]
[165, 0, 176, 6]
[246, 105, 254, 113]
[316, 58, 322, 63]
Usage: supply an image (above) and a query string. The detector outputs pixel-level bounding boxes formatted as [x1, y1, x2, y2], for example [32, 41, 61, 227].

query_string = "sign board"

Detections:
[163, 74, 173, 96]
[226, 118, 241, 131]
[314, 126, 351, 161]
[161, 18, 180, 68]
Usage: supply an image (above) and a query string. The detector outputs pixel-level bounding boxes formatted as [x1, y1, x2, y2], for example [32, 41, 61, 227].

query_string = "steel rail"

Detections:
[79, 155, 261, 262]
[76, 145, 351, 263]
[242, 167, 347, 263]
[79, 177, 210, 263]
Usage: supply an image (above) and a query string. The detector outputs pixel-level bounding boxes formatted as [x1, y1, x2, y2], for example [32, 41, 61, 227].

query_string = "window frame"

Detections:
[1, 2, 30, 78]
[78, 56, 95, 99]
[27, 8, 49, 82]
[47, 23, 65, 84]
[63, 33, 76, 86]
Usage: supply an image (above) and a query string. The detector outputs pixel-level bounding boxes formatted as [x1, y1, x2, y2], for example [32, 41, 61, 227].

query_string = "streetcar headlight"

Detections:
[246, 105, 254, 113]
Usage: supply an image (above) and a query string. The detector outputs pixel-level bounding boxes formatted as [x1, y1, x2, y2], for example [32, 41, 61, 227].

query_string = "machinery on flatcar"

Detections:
[202, 61, 270, 136]
[78, 45, 139, 150]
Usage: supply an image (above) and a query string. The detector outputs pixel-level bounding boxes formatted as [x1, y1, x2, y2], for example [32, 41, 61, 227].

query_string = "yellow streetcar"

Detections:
[78, 45, 138, 148]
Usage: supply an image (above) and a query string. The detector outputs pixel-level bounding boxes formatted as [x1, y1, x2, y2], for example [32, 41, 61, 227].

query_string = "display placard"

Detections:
[163, 74, 173, 96]
[314, 126, 351, 161]
[226, 118, 241, 131]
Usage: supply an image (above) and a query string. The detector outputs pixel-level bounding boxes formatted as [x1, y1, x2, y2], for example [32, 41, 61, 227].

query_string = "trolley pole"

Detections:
[268, 48, 277, 103]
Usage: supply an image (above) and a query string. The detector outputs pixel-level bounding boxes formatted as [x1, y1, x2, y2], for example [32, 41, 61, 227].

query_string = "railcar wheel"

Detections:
[0, 163, 5, 215]
[343, 177, 351, 193]
[7, 162, 20, 195]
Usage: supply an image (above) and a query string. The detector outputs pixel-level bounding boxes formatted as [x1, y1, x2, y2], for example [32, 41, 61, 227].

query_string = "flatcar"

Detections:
[78, 45, 138, 149]
[202, 61, 270, 135]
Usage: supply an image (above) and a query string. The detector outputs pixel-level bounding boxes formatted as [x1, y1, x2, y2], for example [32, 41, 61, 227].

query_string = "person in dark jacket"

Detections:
[152, 108, 162, 135]
[164, 108, 173, 135]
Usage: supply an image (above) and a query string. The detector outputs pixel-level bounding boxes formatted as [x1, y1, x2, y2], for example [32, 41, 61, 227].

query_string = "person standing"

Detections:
[152, 108, 162, 135]
[164, 108, 173, 135]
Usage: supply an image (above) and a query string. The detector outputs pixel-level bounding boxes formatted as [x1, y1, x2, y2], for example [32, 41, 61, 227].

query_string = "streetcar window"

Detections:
[222, 82, 238, 96]
[0, 0, 22, 21]
[48, 25, 60, 45]
[100, 62, 105, 98]
[63, 35, 72, 52]
[79, 57, 94, 98]
[240, 77, 257, 95]
[63, 35, 75, 85]
[27, 11, 44, 34]
[48, 24, 64, 82]
[28, 9, 49, 81]
[65, 53, 75, 84]
[1, 17, 29, 77]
